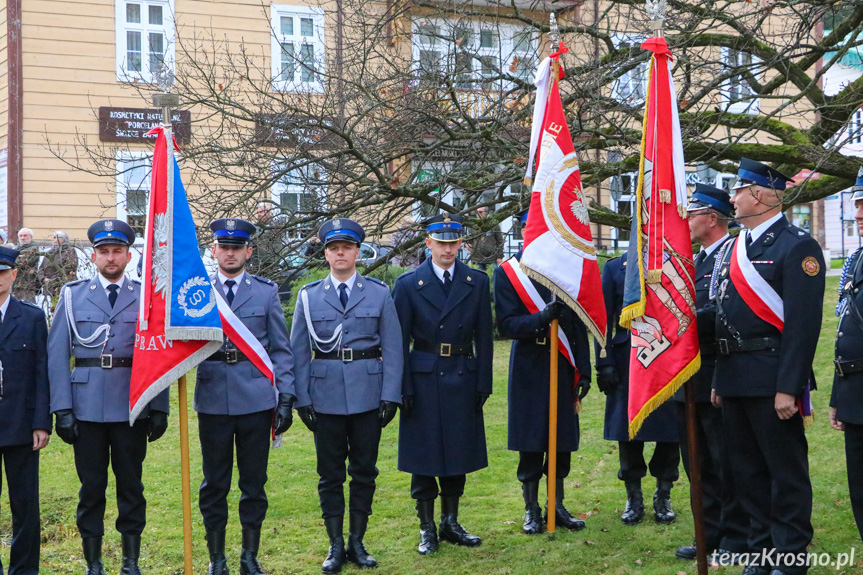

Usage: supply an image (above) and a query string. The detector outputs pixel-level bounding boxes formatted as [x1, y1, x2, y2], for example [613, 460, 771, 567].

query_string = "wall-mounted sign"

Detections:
[99, 107, 191, 146]
[254, 113, 335, 147]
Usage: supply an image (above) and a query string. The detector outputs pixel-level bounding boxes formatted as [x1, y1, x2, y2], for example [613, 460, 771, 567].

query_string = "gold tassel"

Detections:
[659, 188, 671, 203]
[678, 205, 687, 219]
[646, 269, 662, 284]
[523, 176, 533, 187]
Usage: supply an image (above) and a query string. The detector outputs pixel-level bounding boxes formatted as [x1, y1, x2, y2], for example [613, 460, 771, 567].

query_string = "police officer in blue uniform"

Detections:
[831, 167, 863, 542]
[494, 209, 591, 535]
[49, 220, 169, 575]
[196, 218, 295, 575]
[0, 246, 50, 575]
[392, 214, 493, 555]
[672, 185, 748, 561]
[291, 218, 402, 574]
[713, 159, 824, 575]
[595, 252, 680, 526]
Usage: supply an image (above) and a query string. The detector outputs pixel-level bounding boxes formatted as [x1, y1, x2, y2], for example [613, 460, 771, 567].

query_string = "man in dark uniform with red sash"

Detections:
[712, 158, 824, 575]
[494, 209, 591, 534]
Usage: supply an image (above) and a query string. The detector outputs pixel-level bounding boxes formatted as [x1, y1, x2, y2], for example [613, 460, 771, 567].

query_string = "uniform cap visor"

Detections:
[323, 232, 362, 246]
[215, 237, 250, 246]
[428, 231, 462, 242]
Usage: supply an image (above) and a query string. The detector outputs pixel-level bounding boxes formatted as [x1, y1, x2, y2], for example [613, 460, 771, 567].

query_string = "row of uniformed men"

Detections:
[0, 211, 591, 575]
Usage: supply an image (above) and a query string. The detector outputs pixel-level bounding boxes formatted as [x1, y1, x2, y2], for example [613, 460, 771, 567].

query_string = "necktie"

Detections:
[443, 270, 452, 294]
[225, 279, 236, 305]
[338, 283, 349, 308]
[695, 250, 706, 267]
[107, 284, 119, 308]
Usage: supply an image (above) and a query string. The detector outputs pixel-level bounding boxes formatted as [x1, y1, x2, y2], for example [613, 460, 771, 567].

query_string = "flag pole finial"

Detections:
[152, 62, 179, 127]
[646, 0, 666, 37]
[549, 12, 560, 53]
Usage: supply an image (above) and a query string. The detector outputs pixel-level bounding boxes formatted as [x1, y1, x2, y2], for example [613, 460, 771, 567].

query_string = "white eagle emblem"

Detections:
[152, 213, 170, 296]
[570, 189, 590, 225]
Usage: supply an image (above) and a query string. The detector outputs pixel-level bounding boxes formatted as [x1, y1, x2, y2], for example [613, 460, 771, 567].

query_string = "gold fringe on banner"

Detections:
[628, 353, 701, 439]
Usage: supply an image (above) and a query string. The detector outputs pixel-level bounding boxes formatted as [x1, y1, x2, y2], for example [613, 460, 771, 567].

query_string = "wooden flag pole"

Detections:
[178, 374, 195, 574]
[547, 318, 559, 536]
[684, 379, 708, 575]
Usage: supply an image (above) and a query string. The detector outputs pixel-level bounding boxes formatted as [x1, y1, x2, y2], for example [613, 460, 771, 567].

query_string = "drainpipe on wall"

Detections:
[7, 0, 22, 235]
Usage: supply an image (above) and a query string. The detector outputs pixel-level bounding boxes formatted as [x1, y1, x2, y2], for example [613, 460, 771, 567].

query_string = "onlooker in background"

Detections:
[465, 207, 504, 270]
[38, 231, 78, 305]
[303, 236, 325, 261]
[391, 225, 424, 269]
[14, 228, 40, 303]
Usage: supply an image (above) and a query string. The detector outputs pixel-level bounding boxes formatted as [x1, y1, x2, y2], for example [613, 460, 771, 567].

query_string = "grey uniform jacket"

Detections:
[49, 276, 169, 422]
[195, 273, 295, 415]
[291, 274, 403, 415]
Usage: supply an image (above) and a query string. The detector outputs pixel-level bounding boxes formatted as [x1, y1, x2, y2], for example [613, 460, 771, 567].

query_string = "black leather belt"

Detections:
[835, 357, 863, 377]
[207, 350, 250, 364]
[75, 356, 133, 369]
[314, 346, 381, 362]
[700, 343, 717, 357]
[716, 337, 779, 356]
[412, 340, 473, 357]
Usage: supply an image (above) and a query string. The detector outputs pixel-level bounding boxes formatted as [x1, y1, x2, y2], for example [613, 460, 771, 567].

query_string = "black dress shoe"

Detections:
[322, 516, 346, 574]
[653, 480, 675, 524]
[239, 529, 267, 575]
[439, 496, 482, 547]
[523, 502, 543, 535]
[120, 534, 142, 575]
[676, 545, 697, 560]
[546, 503, 585, 531]
[739, 566, 771, 575]
[205, 530, 229, 575]
[416, 499, 439, 555]
[82, 536, 106, 575]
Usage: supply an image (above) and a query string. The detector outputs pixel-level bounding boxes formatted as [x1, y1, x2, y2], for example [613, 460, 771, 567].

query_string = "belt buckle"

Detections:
[225, 349, 239, 364]
[536, 337, 547, 346]
[440, 343, 451, 357]
[342, 348, 354, 362]
[100, 354, 113, 369]
[835, 358, 845, 377]
[717, 340, 729, 356]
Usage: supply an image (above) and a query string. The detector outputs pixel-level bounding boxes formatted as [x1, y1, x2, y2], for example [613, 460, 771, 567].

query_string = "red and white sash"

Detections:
[500, 257, 577, 369]
[728, 231, 784, 332]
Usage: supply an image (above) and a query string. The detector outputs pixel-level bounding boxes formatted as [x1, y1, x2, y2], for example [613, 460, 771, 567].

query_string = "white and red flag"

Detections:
[619, 37, 700, 438]
[519, 48, 607, 346]
[129, 126, 275, 422]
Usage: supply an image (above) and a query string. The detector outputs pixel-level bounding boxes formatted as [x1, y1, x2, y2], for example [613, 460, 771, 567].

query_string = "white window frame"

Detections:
[611, 35, 648, 105]
[611, 172, 637, 247]
[410, 19, 538, 91]
[271, 161, 326, 233]
[115, 0, 175, 83]
[115, 151, 151, 246]
[720, 47, 761, 114]
[270, 5, 326, 94]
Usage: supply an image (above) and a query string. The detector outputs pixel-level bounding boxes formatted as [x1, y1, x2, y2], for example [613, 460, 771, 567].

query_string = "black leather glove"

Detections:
[273, 394, 294, 435]
[147, 411, 169, 443]
[297, 405, 317, 432]
[379, 401, 398, 428]
[595, 365, 620, 395]
[401, 396, 415, 418]
[575, 377, 590, 401]
[539, 301, 566, 327]
[55, 409, 78, 445]
[476, 393, 489, 413]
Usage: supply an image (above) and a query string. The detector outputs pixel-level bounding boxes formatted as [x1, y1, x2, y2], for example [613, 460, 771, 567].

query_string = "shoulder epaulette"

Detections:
[65, 278, 89, 288]
[130, 278, 141, 284]
[364, 276, 388, 287]
[251, 274, 275, 286]
[19, 300, 41, 309]
[783, 223, 812, 241]
[301, 279, 323, 291]
[396, 269, 416, 282]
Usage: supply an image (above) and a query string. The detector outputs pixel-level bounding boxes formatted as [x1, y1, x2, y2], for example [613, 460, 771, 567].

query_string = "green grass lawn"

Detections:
[3, 276, 861, 574]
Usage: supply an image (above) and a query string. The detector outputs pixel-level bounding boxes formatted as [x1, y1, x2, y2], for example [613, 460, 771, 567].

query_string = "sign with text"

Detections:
[99, 107, 191, 146]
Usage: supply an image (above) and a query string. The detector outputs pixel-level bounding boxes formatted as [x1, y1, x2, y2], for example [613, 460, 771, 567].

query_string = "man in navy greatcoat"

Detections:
[494, 208, 591, 535]
[291, 217, 402, 574]
[195, 218, 295, 575]
[713, 158, 824, 575]
[672, 185, 748, 562]
[0, 245, 50, 575]
[831, 166, 863, 542]
[596, 252, 680, 526]
[392, 213, 493, 555]
[49, 220, 169, 575]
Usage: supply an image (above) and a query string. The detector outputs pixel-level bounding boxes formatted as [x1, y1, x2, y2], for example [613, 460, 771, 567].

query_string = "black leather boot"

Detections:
[620, 480, 644, 525]
[438, 495, 482, 547]
[120, 534, 142, 575]
[82, 536, 106, 575]
[205, 530, 229, 575]
[239, 529, 266, 575]
[653, 479, 676, 524]
[548, 478, 585, 531]
[416, 499, 439, 555]
[321, 516, 346, 574]
[346, 513, 377, 568]
[521, 481, 543, 535]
